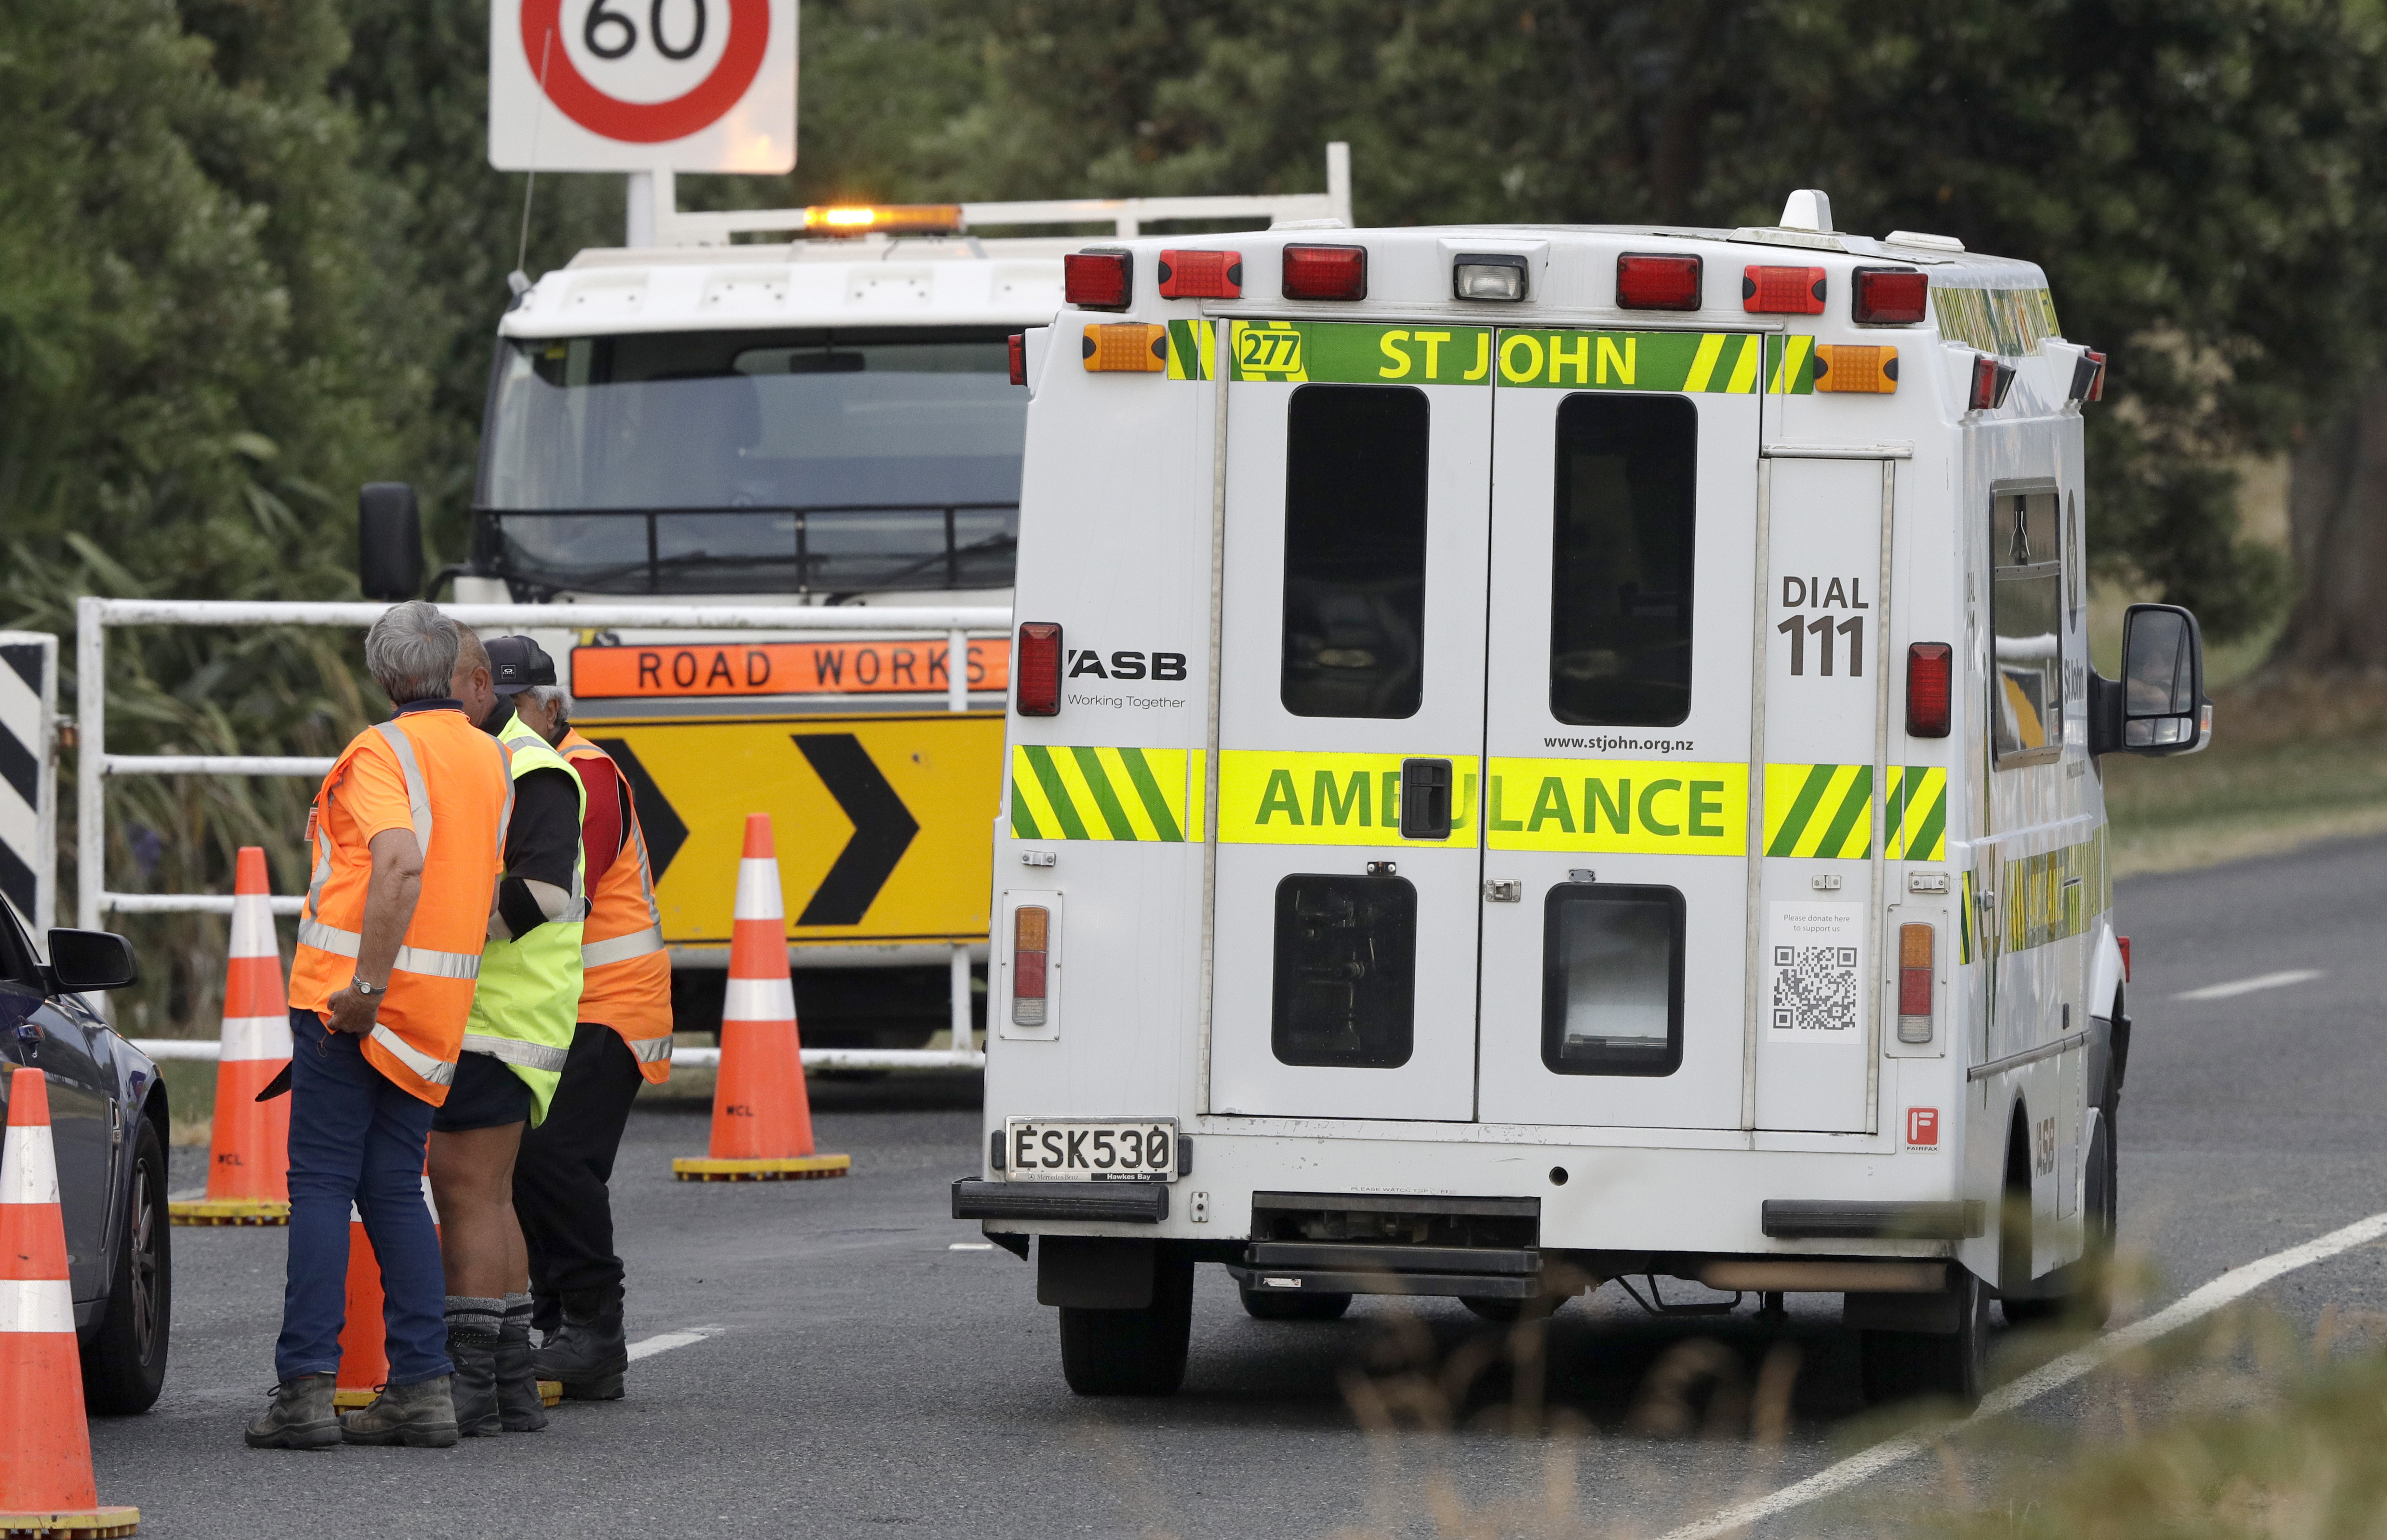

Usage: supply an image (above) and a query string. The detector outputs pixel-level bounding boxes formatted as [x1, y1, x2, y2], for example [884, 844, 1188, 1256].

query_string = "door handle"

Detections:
[1398, 758, 1453, 840]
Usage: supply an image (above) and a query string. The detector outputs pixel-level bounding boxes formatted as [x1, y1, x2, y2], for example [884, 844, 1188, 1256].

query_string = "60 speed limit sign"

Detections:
[489, 0, 794, 172]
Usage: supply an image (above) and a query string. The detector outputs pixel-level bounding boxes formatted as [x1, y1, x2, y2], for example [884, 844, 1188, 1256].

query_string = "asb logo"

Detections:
[1905, 1107, 1941, 1148]
[1065, 649, 1187, 682]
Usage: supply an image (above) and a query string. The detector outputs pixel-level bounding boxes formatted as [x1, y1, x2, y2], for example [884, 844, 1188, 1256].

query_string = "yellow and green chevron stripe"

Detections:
[1762, 763, 1948, 860]
[1164, 320, 1215, 380]
[1010, 745, 1194, 842]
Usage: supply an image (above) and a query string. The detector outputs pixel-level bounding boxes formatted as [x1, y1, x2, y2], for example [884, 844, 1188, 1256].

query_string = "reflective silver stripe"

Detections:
[369, 1023, 455, 1087]
[296, 917, 482, 980]
[629, 1033, 674, 1064]
[372, 721, 435, 858]
[460, 1034, 570, 1074]
[582, 926, 664, 969]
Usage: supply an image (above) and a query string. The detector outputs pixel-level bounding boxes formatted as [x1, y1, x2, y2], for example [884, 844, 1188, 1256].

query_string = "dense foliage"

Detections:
[2, 0, 2382, 1023]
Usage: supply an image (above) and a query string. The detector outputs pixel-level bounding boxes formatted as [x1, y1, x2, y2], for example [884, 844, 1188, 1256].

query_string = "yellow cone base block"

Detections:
[168, 1198, 289, 1227]
[672, 1153, 852, 1182]
[0, 1507, 140, 1537]
[335, 1382, 558, 1412]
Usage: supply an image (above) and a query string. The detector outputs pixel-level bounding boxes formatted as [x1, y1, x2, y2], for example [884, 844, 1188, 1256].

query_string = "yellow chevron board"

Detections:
[1215, 750, 1478, 847]
[1484, 759, 1747, 855]
[1760, 764, 1948, 861]
[1995, 828, 2109, 956]
[1010, 745, 1196, 842]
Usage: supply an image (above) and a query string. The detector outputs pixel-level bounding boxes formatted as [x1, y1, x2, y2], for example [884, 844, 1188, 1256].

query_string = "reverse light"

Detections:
[1898, 923, 1935, 1044]
[1082, 323, 1167, 373]
[800, 204, 963, 236]
[1016, 623, 1062, 715]
[1853, 267, 1928, 325]
[1008, 333, 1026, 387]
[1813, 344, 1898, 393]
[1907, 642, 1952, 737]
[1452, 253, 1528, 302]
[1743, 265, 1826, 315]
[1065, 249, 1133, 311]
[1616, 254, 1702, 310]
[1969, 354, 2017, 411]
[1158, 249, 1243, 299]
[1282, 244, 1367, 301]
[1011, 905, 1050, 1027]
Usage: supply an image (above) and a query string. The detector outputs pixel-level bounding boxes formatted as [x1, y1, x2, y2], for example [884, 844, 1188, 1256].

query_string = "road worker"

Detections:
[247, 601, 510, 1451]
[508, 648, 673, 1400]
[423, 632, 585, 1435]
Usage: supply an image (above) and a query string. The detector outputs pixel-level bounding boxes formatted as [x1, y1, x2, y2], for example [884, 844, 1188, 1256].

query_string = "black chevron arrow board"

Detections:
[564, 711, 1004, 946]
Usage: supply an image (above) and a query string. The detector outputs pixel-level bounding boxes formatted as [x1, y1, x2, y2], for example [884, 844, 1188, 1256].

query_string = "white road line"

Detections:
[2174, 968, 2322, 1002]
[950, 1242, 996, 1251]
[626, 1325, 724, 1362]
[1658, 1208, 2387, 1540]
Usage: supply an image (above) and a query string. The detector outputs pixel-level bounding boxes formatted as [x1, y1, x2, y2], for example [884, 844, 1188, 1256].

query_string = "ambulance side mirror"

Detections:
[358, 482, 425, 600]
[2090, 603, 2209, 757]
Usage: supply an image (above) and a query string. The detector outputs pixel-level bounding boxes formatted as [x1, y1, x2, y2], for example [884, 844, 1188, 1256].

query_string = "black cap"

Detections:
[485, 635, 556, 697]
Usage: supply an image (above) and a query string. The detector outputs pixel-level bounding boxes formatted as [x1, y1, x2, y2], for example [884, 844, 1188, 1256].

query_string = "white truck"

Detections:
[958, 190, 2210, 1403]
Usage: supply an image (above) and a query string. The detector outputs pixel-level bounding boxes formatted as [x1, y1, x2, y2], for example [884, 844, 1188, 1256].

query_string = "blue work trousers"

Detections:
[275, 1008, 452, 1385]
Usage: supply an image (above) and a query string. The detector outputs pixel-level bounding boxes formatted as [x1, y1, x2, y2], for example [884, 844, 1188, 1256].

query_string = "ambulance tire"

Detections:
[1239, 1284, 1351, 1322]
[1059, 1250, 1194, 1396]
[2004, 1103, 2118, 1329]
[1858, 1268, 1989, 1408]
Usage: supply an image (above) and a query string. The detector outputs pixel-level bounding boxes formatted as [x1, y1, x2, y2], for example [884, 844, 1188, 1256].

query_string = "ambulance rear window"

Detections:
[1548, 395, 1698, 727]
[1542, 883, 1685, 1076]
[1281, 385, 1430, 719]
[1271, 874, 1416, 1069]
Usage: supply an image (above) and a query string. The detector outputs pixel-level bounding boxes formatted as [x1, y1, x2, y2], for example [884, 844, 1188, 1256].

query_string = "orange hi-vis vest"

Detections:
[290, 706, 512, 1104]
[559, 730, 673, 1082]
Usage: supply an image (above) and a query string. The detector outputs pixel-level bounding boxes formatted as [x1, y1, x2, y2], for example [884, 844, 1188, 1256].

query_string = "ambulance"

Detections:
[957, 190, 2212, 1403]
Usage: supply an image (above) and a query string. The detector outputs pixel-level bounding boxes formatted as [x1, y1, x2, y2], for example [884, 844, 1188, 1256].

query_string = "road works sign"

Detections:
[489, 0, 796, 173]
[573, 711, 1001, 946]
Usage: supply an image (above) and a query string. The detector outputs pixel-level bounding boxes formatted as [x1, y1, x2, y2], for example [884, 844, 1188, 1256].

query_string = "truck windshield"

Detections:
[476, 327, 1024, 596]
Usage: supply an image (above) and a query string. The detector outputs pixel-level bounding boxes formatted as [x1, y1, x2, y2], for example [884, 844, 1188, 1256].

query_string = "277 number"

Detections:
[584, 0, 707, 61]
[1778, 613, 1863, 676]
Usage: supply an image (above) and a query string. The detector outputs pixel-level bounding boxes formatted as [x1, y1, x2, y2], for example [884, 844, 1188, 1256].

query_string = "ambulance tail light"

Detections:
[1743, 265, 1826, 315]
[1898, 923, 1935, 1043]
[1969, 354, 2017, 411]
[1011, 906, 1050, 1027]
[1016, 623, 1062, 715]
[1158, 249, 1243, 298]
[1282, 244, 1367, 301]
[1065, 249, 1133, 311]
[1616, 254, 1702, 310]
[1906, 643, 1952, 737]
[1008, 333, 1027, 387]
[1853, 267, 1928, 325]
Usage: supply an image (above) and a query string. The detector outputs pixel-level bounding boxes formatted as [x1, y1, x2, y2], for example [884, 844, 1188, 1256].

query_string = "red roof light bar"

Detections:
[1157, 249, 1243, 299]
[1064, 250, 1132, 311]
[1853, 267, 1928, 325]
[1616, 254, 1702, 311]
[1744, 265, 1826, 315]
[1282, 244, 1367, 301]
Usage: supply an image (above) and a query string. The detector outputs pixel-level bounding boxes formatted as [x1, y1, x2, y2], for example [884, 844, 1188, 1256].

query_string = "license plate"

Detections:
[1003, 1119, 1177, 1182]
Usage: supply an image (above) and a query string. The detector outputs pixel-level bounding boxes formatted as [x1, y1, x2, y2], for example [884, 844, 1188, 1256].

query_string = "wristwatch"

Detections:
[350, 976, 385, 999]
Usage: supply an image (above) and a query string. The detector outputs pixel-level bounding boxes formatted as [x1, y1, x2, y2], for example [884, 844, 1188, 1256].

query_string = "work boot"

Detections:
[444, 1328, 501, 1436]
[243, 1372, 341, 1450]
[532, 1299, 627, 1401]
[494, 1329, 549, 1432]
[339, 1376, 461, 1448]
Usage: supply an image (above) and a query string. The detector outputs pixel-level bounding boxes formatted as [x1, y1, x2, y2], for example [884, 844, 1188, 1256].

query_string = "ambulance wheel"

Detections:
[1859, 1268, 1989, 1408]
[1239, 1283, 1351, 1321]
[1058, 1250, 1194, 1395]
[2005, 1105, 2118, 1328]
[84, 1118, 170, 1415]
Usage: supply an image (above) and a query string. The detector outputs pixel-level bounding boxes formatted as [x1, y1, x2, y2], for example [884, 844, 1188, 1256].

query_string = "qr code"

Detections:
[1772, 944, 1858, 1034]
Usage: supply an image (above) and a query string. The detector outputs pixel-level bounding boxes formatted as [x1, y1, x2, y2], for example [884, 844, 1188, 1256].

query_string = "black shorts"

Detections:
[431, 1050, 532, 1133]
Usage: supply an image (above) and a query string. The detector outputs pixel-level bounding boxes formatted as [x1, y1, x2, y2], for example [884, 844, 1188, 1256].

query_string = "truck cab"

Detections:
[963, 191, 2210, 1402]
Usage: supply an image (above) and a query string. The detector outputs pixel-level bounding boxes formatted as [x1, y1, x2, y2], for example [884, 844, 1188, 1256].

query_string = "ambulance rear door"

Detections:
[1474, 328, 1765, 1130]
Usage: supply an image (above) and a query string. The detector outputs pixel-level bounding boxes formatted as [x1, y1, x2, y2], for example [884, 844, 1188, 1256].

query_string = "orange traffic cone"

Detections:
[0, 1068, 138, 1536]
[171, 847, 291, 1226]
[334, 1187, 558, 1410]
[673, 814, 849, 1182]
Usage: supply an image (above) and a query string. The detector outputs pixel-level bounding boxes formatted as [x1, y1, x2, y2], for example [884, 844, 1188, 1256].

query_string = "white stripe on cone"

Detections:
[723, 976, 797, 1024]
[0, 1121, 59, 1207]
[733, 857, 786, 923]
[220, 1014, 294, 1062]
[0, 1278, 74, 1334]
[229, 886, 277, 959]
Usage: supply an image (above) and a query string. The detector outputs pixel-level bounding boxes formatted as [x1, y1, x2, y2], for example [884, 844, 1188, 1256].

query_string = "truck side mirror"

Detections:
[358, 482, 424, 600]
[2090, 603, 2209, 757]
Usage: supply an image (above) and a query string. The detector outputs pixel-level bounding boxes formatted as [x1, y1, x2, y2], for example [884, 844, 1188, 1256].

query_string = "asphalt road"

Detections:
[96, 833, 2387, 1538]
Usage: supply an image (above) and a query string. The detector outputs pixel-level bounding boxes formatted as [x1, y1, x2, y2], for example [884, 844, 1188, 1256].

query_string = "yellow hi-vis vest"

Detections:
[462, 714, 586, 1125]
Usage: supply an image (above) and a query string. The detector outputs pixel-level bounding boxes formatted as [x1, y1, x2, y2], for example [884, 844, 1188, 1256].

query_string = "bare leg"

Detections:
[428, 1124, 526, 1298]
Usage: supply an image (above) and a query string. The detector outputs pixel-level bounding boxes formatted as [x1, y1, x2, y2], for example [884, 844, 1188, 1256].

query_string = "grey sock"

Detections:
[445, 1295, 504, 1341]
[500, 1292, 534, 1344]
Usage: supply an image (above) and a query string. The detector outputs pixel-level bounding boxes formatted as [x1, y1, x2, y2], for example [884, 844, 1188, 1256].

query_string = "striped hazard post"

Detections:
[674, 814, 849, 1181]
[0, 1068, 138, 1536]
[171, 848, 292, 1226]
